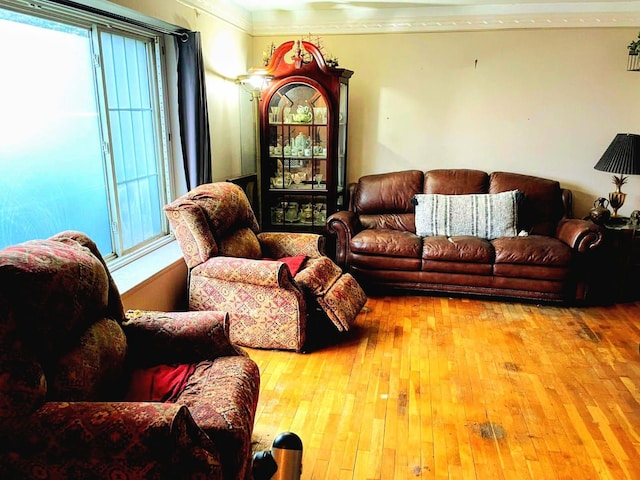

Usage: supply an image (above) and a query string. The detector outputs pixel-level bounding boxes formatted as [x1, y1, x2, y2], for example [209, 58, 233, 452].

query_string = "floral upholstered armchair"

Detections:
[164, 182, 367, 352]
[0, 231, 260, 480]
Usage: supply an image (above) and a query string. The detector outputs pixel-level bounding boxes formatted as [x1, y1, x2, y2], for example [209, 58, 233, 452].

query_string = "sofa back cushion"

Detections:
[489, 172, 565, 236]
[424, 169, 489, 194]
[50, 318, 127, 401]
[0, 238, 117, 417]
[354, 170, 423, 231]
[165, 182, 260, 268]
[218, 227, 262, 259]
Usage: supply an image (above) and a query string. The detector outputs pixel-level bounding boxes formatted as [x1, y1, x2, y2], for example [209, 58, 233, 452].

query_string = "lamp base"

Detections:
[609, 191, 627, 217]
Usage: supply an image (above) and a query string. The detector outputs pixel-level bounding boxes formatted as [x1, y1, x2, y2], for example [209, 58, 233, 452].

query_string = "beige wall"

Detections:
[121, 260, 188, 311]
[254, 29, 640, 218]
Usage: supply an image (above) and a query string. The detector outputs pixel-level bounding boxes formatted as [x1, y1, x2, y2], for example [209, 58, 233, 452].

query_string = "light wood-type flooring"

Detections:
[246, 295, 640, 479]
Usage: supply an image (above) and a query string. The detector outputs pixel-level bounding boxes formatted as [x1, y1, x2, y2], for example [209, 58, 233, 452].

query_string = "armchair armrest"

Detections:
[327, 210, 360, 268]
[257, 232, 324, 258]
[122, 310, 245, 365]
[194, 256, 298, 288]
[0, 402, 222, 479]
[556, 218, 604, 253]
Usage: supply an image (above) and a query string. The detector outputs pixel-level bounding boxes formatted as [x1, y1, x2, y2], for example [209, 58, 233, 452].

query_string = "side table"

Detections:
[600, 217, 640, 302]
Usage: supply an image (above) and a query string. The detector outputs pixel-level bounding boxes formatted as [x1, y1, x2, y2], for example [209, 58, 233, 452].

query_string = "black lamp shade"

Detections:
[594, 133, 640, 175]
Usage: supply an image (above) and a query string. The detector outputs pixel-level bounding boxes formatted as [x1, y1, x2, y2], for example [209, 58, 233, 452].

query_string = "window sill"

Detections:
[110, 240, 184, 295]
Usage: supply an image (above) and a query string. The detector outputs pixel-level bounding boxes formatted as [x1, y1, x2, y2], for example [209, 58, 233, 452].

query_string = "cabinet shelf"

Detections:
[269, 156, 327, 160]
[270, 122, 327, 126]
[269, 186, 326, 193]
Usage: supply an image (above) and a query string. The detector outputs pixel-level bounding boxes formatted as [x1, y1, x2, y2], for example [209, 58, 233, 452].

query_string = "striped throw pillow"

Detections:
[414, 190, 520, 239]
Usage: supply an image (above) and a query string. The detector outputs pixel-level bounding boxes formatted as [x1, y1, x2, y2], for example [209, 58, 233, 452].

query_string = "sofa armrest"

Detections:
[194, 257, 297, 288]
[257, 232, 324, 258]
[327, 210, 360, 269]
[556, 218, 604, 253]
[122, 310, 245, 364]
[0, 402, 222, 479]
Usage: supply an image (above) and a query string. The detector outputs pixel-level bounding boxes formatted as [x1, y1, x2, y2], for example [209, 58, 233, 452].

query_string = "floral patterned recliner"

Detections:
[164, 182, 367, 352]
[0, 231, 260, 480]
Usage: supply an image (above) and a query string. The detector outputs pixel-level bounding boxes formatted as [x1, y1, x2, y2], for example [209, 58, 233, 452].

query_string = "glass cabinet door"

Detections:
[265, 82, 329, 228]
[337, 81, 348, 209]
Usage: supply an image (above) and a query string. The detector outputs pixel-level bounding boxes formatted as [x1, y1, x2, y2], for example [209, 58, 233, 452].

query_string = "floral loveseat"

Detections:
[328, 169, 604, 303]
[0, 231, 260, 480]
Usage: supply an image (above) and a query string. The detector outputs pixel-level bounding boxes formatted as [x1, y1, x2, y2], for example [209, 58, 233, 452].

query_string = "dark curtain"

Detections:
[177, 31, 212, 190]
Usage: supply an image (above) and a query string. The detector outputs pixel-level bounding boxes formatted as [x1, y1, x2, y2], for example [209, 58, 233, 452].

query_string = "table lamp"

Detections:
[594, 133, 640, 217]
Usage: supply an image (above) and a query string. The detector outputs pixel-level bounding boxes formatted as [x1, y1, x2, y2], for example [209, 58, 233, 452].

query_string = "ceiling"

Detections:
[184, 0, 640, 35]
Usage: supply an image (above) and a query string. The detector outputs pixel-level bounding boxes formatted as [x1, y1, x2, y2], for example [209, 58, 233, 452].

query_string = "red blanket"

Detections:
[272, 255, 307, 276]
[125, 364, 196, 402]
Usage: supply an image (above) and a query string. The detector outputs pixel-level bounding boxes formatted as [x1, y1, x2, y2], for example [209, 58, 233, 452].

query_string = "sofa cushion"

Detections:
[492, 235, 572, 266]
[493, 263, 571, 281]
[414, 190, 520, 239]
[489, 171, 564, 236]
[0, 350, 46, 419]
[351, 229, 422, 258]
[49, 318, 127, 401]
[218, 227, 261, 259]
[424, 169, 489, 194]
[422, 235, 494, 263]
[358, 213, 416, 232]
[354, 170, 423, 214]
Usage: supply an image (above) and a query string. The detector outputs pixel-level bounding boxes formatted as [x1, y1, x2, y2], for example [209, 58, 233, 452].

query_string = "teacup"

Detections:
[291, 172, 306, 184]
[271, 177, 292, 189]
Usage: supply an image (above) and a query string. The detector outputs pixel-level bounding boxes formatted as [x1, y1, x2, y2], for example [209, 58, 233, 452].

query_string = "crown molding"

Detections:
[178, 0, 253, 33]
[180, 1, 640, 36]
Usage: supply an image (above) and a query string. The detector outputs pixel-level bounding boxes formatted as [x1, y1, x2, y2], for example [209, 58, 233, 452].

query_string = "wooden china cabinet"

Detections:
[258, 40, 353, 234]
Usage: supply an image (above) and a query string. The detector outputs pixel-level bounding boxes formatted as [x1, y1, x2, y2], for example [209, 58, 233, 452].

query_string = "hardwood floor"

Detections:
[246, 295, 640, 479]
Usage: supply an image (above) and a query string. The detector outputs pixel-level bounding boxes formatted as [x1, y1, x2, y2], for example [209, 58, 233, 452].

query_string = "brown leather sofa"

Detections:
[327, 169, 604, 303]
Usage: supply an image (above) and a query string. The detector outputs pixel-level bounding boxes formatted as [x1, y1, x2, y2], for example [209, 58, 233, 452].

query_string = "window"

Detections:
[0, 3, 174, 264]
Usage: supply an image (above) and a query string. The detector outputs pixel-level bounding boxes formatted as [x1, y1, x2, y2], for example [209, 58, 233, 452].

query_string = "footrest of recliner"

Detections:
[316, 273, 367, 331]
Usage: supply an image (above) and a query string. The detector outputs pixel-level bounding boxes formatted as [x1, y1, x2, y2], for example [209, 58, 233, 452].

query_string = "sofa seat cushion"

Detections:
[421, 259, 493, 275]
[493, 263, 571, 281]
[349, 252, 422, 271]
[422, 235, 494, 263]
[421, 236, 494, 275]
[492, 235, 572, 267]
[351, 229, 422, 258]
